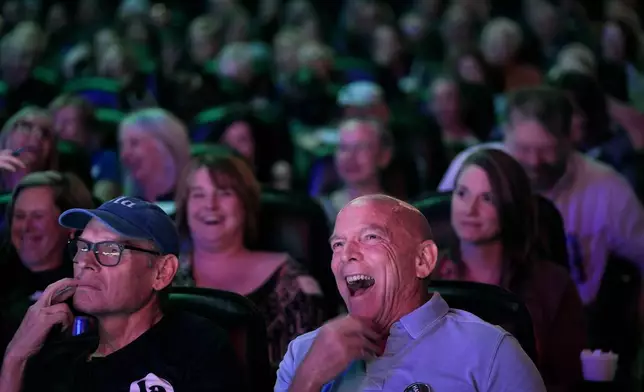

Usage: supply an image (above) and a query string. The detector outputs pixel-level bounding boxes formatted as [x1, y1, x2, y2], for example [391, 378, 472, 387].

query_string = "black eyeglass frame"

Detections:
[68, 237, 161, 267]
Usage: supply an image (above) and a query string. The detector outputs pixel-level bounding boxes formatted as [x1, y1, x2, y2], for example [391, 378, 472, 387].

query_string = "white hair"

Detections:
[481, 17, 523, 56]
[119, 108, 190, 196]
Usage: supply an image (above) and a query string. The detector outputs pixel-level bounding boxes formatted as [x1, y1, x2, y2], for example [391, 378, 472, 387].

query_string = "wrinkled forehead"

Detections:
[334, 198, 400, 232]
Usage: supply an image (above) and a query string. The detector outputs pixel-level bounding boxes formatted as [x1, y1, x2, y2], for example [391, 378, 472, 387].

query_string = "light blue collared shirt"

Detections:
[275, 294, 546, 392]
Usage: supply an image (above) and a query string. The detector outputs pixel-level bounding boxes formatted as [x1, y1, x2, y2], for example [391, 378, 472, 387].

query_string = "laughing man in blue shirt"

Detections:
[275, 195, 546, 392]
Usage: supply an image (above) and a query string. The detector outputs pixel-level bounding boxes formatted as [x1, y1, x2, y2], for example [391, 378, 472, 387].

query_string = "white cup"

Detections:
[580, 349, 619, 382]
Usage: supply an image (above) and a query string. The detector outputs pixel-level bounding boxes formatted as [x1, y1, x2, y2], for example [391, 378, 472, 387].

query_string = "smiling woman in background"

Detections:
[0, 107, 58, 193]
[0, 170, 94, 357]
[118, 108, 190, 202]
[173, 151, 327, 374]
[433, 148, 585, 391]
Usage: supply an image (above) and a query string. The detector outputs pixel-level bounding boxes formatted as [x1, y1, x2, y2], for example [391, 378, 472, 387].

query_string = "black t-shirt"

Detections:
[23, 312, 245, 392]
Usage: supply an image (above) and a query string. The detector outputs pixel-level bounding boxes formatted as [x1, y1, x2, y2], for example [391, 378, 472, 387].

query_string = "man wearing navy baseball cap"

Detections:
[0, 197, 244, 392]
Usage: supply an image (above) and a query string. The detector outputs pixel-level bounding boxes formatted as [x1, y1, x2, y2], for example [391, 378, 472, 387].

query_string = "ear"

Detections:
[377, 146, 392, 169]
[152, 255, 179, 291]
[415, 240, 438, 279]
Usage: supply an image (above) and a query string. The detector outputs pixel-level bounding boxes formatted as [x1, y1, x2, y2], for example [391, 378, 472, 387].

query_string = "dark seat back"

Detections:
[256, 189, 340, 311]
[533, 196, 569, 270]
[429, 280, 538, 363]
[412, 192, 453, 249]
[166, 287, 272, 392]
[587, 256, 642, 386]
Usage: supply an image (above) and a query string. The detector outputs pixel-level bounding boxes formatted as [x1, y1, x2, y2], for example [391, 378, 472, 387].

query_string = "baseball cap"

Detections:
[59, 196, 180, 256]
[337, 81, 384, 107]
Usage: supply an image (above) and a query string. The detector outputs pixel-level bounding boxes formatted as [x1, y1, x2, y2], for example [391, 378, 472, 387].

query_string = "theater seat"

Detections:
[256, 189, 341, 312]
[64, 77, 122, 109]
[429, 280, 538, 363]
[166, 287, 272, 392]
[587, 256, 642, 388]
[533, 196, 569, 270]
[412, 192, 453, 249]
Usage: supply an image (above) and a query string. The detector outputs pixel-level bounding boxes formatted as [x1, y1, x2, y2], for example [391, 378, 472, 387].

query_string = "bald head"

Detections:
[331, 194, 438, 328]
[342, 194, 433, 242]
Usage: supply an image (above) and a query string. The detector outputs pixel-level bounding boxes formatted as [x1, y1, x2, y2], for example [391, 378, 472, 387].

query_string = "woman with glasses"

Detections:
[0, 107, 58, 193]
[0, 170, 94, 356]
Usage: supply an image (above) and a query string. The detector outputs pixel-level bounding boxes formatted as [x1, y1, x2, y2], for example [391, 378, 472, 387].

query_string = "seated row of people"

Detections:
[0, 191, 547, 391]
[0, 144, 597, 391]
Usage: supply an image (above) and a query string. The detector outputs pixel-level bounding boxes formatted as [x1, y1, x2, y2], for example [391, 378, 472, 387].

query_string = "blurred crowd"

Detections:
[0, 0, 643, 390]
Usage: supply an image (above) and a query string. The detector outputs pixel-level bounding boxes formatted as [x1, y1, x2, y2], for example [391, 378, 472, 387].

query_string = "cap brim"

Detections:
[59, 208, 152, 241]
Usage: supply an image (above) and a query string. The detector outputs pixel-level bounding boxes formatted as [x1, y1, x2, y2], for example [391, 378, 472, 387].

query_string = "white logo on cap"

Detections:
[129, 373, 174, 392]
[112, 196, 137, 208]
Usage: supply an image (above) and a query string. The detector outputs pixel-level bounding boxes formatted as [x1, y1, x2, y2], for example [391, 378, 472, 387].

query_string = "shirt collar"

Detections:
[391, 293, 450, 340]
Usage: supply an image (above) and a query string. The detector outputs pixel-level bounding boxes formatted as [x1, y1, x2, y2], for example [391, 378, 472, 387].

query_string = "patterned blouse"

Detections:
[173, 254, 327, 371]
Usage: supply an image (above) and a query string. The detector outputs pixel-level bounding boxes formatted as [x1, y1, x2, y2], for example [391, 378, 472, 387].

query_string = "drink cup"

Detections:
[580, 349, 619, 382]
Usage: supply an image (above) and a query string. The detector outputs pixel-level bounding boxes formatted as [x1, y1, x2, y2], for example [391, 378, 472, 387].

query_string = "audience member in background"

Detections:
[0, 171, 94, 357]
[480, 17, 542, 92]
[317, 118, 393, 223]
[96, 42, 163, 111]
[173, 152, 326, 373]
[523, 0, 574, 69]
[273, 28, 303, 88]
[0, 107, 58, 193]
[439, 86, 644, 307]
[428, 77, 480, 161]
[203, 109, 288, 185]
[187, 15, 223, 70]
[448, 48, 493, 86]
[0, 22, 58, 116]
[434, 148, 585, 391]
[370, 24, 411, 100]
[119, 108, 190, 202]
[49, 94, 121, 201]
[548, 71, 644, 200]
[598, 18, 642, 105]
[0, 197, 244, 391]
[337, 80, 447, 196]
[439, 4, 479, 62]
[276, 195, 546, 391]
[92, 27, 120, 70]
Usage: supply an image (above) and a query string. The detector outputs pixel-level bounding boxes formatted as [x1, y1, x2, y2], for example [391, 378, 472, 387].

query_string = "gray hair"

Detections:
[481, 17, 523, 57]
[338, 117, 394, 150]
[119, 108, 190, 196]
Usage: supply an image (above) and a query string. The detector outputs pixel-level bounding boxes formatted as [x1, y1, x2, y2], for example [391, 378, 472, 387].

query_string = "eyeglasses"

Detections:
[68, 238, 160, 267]
[13, 120, 52, 139]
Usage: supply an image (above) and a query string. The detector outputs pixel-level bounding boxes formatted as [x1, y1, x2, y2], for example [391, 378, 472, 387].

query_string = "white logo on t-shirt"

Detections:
[129, 373, 174, 392]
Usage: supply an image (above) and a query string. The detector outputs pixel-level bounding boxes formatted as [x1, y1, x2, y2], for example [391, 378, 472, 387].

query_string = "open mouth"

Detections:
[346, 274, 375, 297]
[199, 214, 224, 226]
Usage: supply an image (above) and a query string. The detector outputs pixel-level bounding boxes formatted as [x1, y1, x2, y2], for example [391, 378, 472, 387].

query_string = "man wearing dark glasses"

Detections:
[0, 196, 244, 392]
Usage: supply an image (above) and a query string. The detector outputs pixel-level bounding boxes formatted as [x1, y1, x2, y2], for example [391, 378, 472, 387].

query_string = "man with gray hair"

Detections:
[318, 118, 393, 223]
[438, 86, 644, 309]
[0, 196, 244, 391]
